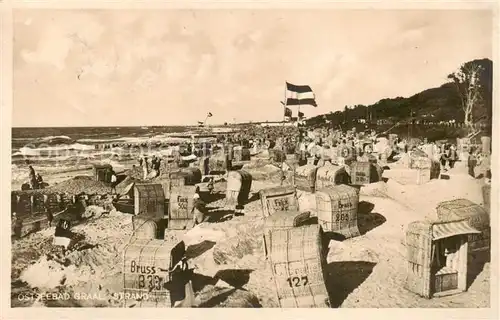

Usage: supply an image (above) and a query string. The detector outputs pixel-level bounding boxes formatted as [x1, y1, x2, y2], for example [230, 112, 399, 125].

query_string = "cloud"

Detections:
[13, 9, 493, 127]
[21, 27, 72, 70]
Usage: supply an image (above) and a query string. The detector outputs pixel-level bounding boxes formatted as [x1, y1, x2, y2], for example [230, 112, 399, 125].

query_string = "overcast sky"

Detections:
[13, 9, 493, 127]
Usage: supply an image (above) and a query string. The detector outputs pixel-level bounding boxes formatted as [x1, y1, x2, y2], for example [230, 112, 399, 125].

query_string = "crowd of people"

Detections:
[213, 125, 492, 182]
[138, 154, 163, 179]
[24, 124, 491, 192]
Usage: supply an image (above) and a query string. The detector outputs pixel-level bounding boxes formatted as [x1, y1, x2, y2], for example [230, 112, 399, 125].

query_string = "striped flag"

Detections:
[207, 112, 213, 117]
[285, 82, 317, 107]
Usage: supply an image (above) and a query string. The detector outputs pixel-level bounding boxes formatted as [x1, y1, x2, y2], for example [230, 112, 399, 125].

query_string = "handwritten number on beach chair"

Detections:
[138, 275, 162, 290]
[286, 276, 309, 288]
[335, 214, 349, 222]
[138, 275, 145, 288]
[178, 197, 188, 210]
[273, 198, 289, 211]
[153, 276, 162, 290]
[301, 276, 309, 286]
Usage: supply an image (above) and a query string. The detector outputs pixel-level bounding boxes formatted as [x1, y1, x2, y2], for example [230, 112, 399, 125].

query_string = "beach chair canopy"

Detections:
[431, 220, 480, 241]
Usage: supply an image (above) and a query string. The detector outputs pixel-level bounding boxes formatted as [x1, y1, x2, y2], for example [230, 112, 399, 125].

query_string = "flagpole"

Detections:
[293, 102, 300, 188]
[283, 82, 287, 126]
[298, 104, 301, 126]
[281, 85, 287, 188]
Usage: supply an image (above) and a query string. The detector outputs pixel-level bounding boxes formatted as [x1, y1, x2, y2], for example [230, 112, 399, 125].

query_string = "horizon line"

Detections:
[10, 121, 293, 129]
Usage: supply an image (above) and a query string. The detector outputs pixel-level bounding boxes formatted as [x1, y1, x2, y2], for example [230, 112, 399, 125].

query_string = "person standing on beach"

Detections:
[449, 145, 458, 169]
[28, 165, 38, 190]
[46, 206, 54, 228]
[142, 156, 149, 179]
[110, 171, 118, 194]
[150, 156, 157, 176]
[153, 157, 161, 176]
[467, 147, 478, 177]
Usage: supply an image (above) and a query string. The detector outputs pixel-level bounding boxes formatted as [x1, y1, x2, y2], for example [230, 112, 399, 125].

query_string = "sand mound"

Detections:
[213, 236, 258, 265]
[124, 167, 144, 180]
[242, 158, 272, 170]
[20, 256, 69, 289]
[297, 190, 317, 213]
[256, 150, 270, 159]
[393, 153, 411, 167]
[16, 213, 133, 293]
[196, 285, 262, 307]
[359, 182, 388, 197]
[82, 205, 108, 219]
[203, 216, 264, 265]
[47, 176, 110, 195]
[259, 164, 281, 174]
[12, 232, 56, 279]
[384, 173, 483, 219]
[10, 164, 490, 308]
[182, 215, 274, 306]
[244, 164, 281, 181]
[20, 236, 126, 291]
[183, 226, 227, 245]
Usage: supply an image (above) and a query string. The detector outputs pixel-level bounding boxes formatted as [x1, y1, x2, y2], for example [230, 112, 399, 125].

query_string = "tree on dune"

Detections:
[304, 58, 493, 134]
[447, 59, 491, 128]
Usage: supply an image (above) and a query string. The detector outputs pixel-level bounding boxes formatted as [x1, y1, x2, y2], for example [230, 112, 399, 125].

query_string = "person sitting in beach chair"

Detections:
[192, 190, 207, 226]
[36, 173, 44, 189]
[440, 145, 454, 171]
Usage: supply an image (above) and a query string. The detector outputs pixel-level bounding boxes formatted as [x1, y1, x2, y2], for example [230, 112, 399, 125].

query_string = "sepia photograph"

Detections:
[8, 6, 496, 310]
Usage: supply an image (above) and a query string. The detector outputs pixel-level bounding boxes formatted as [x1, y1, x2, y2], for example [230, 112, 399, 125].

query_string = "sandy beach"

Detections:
[7, 6, 496, 314]
[10, 156, 490, 308]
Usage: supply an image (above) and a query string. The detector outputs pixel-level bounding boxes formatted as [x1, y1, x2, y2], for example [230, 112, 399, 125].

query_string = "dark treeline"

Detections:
[305, 58, 493, 140]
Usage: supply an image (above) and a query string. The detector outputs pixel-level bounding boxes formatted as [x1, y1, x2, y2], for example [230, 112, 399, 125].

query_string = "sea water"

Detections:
[10, 126, 200, 184]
